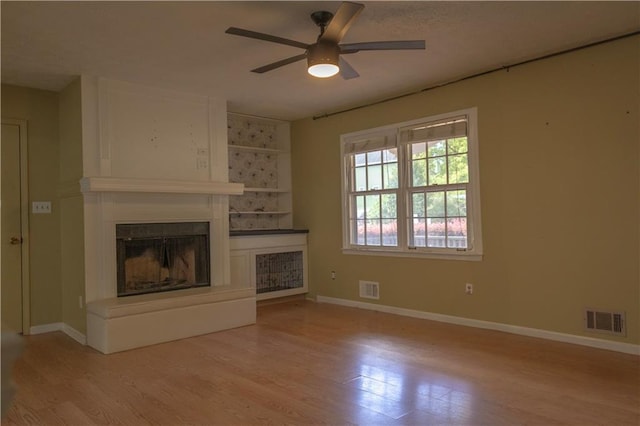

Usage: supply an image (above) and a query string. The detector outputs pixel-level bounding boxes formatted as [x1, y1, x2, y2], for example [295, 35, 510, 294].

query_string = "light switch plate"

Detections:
[32, 201, 51, 214]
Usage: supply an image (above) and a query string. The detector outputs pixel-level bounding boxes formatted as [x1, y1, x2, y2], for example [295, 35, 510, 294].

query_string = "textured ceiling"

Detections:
[2, 1, 639, 121]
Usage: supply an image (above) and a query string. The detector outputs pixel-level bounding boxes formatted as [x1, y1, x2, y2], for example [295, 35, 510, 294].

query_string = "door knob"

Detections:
[9, 237, 22, 245]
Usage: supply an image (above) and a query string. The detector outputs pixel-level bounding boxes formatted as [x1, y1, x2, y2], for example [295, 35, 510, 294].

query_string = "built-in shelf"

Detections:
[230, 211, 291, 215]
[228, 145, 285, 154]
[241, 187, 289, 193]
[230, 229, 309, 237]
[231, 228, 278, 232]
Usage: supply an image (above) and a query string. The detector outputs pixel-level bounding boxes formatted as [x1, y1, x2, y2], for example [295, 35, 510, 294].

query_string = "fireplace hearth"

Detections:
[116, 222, 210, 297]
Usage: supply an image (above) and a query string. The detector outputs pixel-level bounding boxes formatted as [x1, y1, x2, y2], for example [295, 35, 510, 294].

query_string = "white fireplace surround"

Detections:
[82, 181, 242, 304]
[81, 77, 256, 354]
[83, 184, 255, 354]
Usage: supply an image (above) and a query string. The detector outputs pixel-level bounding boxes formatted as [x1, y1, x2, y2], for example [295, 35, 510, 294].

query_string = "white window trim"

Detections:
[340, 107, 483, 261]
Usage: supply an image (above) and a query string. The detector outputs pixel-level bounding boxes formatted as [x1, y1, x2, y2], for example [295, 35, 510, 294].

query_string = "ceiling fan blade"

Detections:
[251, 54, 308, 74]
[339, 57, 359, 80]
[320, 2, 364, 44]
[341, 40, 426, 53]
[226, 27, 309, 50]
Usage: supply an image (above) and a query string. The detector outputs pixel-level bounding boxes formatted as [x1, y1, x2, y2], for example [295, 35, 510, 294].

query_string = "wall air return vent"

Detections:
[585, 308, 625, 336]
[359, 280, 379, 300]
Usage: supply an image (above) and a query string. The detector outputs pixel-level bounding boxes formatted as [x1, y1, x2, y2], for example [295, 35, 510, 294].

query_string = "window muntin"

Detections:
[342, 108, 481, 260]
[349, 147, 399, 247]
[410, 189, 468, 248]
[410, 136, 469, 187]
[352, 193, 397, 246]
[408, 134, 470, 249]
[353, 148, 398, 191]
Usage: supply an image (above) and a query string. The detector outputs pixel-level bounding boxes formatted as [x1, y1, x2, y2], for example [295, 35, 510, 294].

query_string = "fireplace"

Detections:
[82, 78, 256, 354]
[116, 222, 210, 297]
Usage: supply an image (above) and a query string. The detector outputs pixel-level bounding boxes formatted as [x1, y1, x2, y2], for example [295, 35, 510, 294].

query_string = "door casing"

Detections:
[1, 118, 31, 334]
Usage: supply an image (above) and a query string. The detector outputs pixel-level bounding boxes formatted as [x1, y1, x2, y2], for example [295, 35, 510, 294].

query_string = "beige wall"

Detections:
[291, 36, 640, 344]
[2, 82, 86, 334]
[1, 85, 63, 327]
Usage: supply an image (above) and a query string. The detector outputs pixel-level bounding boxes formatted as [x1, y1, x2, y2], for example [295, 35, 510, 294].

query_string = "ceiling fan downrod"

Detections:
[310, 11, 334, 38]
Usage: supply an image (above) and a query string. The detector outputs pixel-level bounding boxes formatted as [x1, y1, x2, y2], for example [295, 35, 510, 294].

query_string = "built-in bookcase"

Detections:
[227, 113, 292, 230]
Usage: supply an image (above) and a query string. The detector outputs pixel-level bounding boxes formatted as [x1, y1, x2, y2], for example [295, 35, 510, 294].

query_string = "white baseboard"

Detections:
[29, 322, 64, 335]
[62, 324, 87, 345]
[30, 322, 87, 345]
[316, 295, 640, 356]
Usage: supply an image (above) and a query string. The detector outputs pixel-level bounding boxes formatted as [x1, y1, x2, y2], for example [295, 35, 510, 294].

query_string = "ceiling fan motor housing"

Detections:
[307, 42, 340, 68]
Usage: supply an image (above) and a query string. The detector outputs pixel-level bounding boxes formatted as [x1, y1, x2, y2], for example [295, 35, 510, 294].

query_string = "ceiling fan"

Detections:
[225, 1, 425, 79]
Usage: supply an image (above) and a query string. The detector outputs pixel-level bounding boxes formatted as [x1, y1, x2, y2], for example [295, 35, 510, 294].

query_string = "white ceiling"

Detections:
[2, 1, 639, 121]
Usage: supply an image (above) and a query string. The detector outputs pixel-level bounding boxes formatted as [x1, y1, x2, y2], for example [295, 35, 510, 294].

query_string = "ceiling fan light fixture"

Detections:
[307, 42, 340, 78]
[308, 63, 339, 78]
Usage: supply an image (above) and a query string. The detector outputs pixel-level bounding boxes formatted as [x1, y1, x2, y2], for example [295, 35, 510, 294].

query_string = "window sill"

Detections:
[342, 247, 483, 262]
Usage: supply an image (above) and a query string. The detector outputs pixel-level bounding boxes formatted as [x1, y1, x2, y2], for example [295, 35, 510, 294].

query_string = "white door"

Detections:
[1, 120, 29, 333]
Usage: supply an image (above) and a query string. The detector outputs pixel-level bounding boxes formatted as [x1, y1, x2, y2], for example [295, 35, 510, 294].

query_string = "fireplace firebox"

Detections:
[116, 222, 210, 297]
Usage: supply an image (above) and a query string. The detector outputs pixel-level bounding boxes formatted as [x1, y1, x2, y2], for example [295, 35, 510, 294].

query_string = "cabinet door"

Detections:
[230, 251, 253, 288]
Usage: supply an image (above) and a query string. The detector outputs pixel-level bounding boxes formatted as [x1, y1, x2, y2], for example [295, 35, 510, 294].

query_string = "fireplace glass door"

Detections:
[116, 222, 210, 297]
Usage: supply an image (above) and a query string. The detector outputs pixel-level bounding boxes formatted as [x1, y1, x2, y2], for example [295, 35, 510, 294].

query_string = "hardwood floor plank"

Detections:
[36, 401, 99, 426]
[3, 300, 638, 425]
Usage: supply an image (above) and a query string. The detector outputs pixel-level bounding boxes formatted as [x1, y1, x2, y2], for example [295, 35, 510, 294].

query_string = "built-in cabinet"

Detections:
[227, 113, 292, 231]
[227, 113, 307, 300]
[230, 232, 308, 301]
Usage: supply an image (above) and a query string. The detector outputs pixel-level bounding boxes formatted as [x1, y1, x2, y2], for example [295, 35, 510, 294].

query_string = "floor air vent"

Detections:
[585, 309, 625, 336]
[359, 280, 379, 300]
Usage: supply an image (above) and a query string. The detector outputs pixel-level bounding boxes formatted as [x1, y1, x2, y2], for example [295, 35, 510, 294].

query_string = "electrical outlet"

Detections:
[465, 283, 474, 295]
[331, 271, 336, 280]
[32, 201, 52, 214]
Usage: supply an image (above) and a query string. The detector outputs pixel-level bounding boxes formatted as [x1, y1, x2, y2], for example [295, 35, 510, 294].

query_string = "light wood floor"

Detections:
[3, 300, 639, 425]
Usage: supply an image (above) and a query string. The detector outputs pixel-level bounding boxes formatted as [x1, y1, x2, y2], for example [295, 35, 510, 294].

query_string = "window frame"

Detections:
[341, 107, 483, 261]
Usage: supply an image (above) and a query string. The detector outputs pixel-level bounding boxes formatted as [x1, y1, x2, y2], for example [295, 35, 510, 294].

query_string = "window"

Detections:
[341, 108, 482, 260]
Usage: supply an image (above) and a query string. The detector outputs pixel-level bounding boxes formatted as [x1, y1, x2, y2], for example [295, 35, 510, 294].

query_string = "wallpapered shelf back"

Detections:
[228, 115, 287, 230]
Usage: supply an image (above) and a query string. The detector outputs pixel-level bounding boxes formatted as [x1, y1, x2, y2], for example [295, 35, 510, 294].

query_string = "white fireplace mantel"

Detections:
[80, 176, 244, 195]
